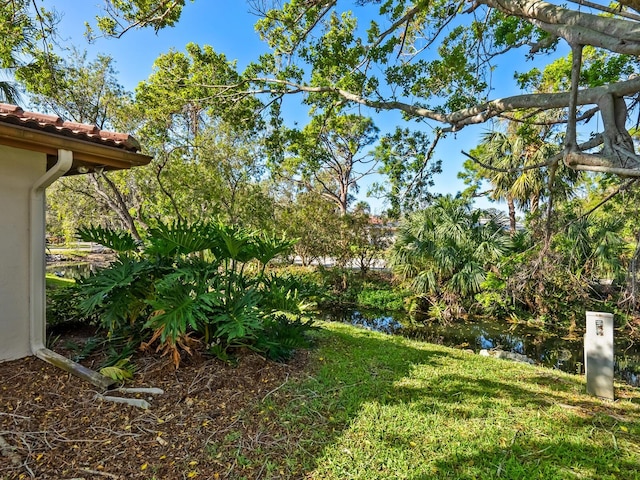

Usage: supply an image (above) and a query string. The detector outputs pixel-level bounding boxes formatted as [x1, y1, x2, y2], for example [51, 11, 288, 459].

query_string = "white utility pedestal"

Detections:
[584, 311, 614, 400]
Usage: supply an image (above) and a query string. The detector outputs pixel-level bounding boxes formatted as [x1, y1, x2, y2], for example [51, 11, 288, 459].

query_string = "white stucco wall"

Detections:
[0, 145, 46, 361]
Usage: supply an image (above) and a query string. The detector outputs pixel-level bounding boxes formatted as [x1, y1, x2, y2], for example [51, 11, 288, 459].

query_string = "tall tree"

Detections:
[460, 127, 556, 234]
[276, 190, 341, 266]
[22, 49, 127, 127]
[22, 50, 146, 239]
[133, 44, 271, 227]
[372, 128, 442, 218]
[278, 114, 379, 215]
[0, 1, 56, 72]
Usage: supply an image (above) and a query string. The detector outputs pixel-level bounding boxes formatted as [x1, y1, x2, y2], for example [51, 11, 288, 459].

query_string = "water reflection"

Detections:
[323, 308, 403, 335]
[324, 308, 640, 387]
[46, 262, 95, 280]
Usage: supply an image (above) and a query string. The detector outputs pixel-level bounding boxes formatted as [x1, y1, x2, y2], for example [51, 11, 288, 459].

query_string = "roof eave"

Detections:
[0, 122, 152, 173]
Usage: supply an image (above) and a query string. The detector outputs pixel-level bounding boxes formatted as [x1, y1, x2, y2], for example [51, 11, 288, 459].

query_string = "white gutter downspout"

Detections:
[30, 149, 114, 389]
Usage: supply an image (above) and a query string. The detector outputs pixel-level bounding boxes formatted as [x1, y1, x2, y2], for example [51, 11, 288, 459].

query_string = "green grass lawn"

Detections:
[45, 273, 75, 289]
[237, 321, 640, 479]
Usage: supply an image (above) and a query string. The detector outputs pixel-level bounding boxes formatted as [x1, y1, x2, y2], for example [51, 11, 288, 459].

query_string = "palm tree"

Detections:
[557, 215, 626, 282]
[476, 131, 551, 233]
[389, 196, 511, 305]
[469, 117, 584, 244]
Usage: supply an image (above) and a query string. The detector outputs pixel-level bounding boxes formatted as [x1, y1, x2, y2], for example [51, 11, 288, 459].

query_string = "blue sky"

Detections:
[47, 2, 267, 90]
[41, 1, 543, 213]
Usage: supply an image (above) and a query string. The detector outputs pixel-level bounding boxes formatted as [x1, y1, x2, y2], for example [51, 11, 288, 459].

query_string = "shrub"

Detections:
[253, 314, 318, 361]
[76, 221, 316, 367]
[47, 283, 91, 328]
[356, 288, 409, 311]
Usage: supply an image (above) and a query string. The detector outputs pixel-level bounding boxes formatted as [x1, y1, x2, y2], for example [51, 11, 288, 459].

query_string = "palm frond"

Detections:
[0, 80, 21, 104]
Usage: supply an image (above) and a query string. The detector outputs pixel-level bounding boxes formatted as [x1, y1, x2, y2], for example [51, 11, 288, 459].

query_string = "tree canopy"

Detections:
[8, 0, 640, 230]
[248, 0, 640, 174]
[9, 1, 640, 179]
[73, 1, 640, 180]
[277, 113, 379, 215]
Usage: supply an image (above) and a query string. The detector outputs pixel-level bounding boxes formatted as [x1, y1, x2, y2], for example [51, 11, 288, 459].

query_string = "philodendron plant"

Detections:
[76, 220, 315, 367]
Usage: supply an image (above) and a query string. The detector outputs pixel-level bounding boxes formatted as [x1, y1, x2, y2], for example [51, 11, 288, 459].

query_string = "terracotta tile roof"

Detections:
[0, 103, 141, 152]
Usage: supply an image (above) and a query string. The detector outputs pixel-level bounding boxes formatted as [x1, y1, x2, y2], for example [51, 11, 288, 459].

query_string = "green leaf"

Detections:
[145, 220, 217, 257]
[78, 259, 149, 315]
[145, 275, 222, 344]
[99, 358, 134, 381]
[77, 225, 138, 252]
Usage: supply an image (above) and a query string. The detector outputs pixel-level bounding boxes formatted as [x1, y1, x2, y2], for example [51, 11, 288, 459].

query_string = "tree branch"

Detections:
[481, 0, 640, 55]
[567, 0, 640, 22]
[230, 76, 640, 132]
[576, 178, 639, 221]
[462, 149, 558, 173]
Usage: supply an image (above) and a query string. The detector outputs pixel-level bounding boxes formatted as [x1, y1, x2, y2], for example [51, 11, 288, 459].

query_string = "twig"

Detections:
[569, 178, 638, 224]
[261, 374, 289, 402]
[22, 461, 35, 479]
[0, 412, 31, 420]
[461, 149, 557, 173]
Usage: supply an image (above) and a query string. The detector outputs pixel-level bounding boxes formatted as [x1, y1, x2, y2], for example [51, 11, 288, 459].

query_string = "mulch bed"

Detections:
[0, 341, 310, 479]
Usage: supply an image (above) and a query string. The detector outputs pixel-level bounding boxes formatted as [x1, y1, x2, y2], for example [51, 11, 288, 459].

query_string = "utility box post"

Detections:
[584, 311, 614, 400]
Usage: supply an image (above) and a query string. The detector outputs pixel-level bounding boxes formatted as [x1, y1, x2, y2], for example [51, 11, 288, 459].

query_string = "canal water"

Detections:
[323, 308, 640, 387]
[46, 262, 96, 280]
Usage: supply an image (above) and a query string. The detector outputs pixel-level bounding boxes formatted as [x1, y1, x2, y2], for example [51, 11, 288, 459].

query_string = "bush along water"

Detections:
[385, 196, 635, 330]
[388, 196, 512, 323]
[75, 221, 317, 367]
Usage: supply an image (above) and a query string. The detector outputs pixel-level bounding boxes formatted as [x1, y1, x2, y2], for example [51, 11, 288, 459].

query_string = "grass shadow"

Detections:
[247, 321, 640, 479]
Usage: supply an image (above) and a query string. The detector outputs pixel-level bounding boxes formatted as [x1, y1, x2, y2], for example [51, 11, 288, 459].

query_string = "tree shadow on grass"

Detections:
[266, 323, 640, 479]
[410, 439, 638, 479]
